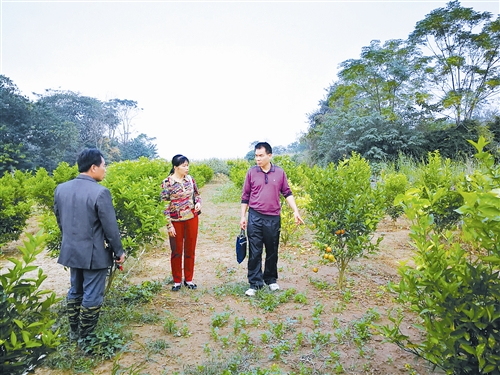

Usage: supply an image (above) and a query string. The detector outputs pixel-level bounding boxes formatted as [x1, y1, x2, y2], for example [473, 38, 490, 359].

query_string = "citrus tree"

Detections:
[0, 231, 61, 375]
[0, 170, 33, 251]
[379, 137, 500, 374]
[306, 152, 385, 288]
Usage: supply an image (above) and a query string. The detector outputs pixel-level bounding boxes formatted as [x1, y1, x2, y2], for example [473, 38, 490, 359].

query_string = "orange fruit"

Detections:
[323, 254, 329, 259]
[313, 267, 318, 273]
[326, 247, 332, 253]
[328, 254, 335, 261]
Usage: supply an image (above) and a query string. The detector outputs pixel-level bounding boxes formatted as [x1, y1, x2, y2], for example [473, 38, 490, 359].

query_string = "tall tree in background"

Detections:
[107, 99, 142, 145]
[304, 39, 430, 165]
[0, 77, 79, 173]
[409, 0, 500, 125]
[119, 133, 158, 160]
[303, 1, 500, 166]
[334, 39, 428, 122]
[0, 76, 31, 173]
[36, 90, 117, 151]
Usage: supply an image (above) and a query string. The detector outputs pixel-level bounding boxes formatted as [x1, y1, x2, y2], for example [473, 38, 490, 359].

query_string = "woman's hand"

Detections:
[168, 226, 176, 237]
[194, 202, 201, 213]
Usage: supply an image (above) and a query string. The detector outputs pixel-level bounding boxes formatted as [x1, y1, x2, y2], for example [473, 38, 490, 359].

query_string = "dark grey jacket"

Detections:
[54, 174, 124, 270]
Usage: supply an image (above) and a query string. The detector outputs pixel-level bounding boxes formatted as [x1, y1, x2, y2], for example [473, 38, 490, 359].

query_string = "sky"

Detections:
[1, 1, 499, 160]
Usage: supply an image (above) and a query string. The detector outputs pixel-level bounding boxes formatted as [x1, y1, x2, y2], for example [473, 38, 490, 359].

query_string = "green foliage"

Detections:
[378, 170, 408, 221]
[39, 211, 62, 258]
[410, 151, 464, 232]
[119, 280, 163, 304]
[29, 168, 56, 210]
[52, 161, 78, 185]
[280, 183, 309, 247]
[0, 76, 34, 173]
[306, 152, 385, 288]
[0, 170, 33, 249]
[201, 158, 230, 175]
[227, 159, 251, 189]
[103, 157, 169, 257]
[379, 137, 500, 374]
[272, 155, 308, 187]
[190, 163, 214, 188]
[410, 1, 500, 125]
[0, 231, 61, 375]
[211, 311, 231, 328]
[251, 288, 297, 312]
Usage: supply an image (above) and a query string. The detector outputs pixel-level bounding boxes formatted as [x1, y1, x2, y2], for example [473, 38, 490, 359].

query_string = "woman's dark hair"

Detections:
[255, 142, 272, 155]
[169, 154, 190, 175]
[77, 148, 104, 173]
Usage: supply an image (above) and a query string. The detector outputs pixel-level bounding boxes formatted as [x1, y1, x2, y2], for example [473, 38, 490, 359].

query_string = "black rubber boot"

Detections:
[67, 297, 83, 342]
[79, 305, 101, 347]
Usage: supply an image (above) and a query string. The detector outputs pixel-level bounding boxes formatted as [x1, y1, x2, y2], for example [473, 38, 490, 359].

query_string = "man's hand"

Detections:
[240, 217, 247, 231]
[116, 253, 126, 264]
[294, 211, 305, 225]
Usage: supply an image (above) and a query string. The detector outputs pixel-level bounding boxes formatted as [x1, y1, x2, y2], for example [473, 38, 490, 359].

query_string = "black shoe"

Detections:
[171, 284, 182, 291]
[183, 281, 197, 290]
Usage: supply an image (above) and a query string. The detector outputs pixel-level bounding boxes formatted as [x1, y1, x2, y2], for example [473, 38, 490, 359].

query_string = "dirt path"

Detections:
[2, 177, 439, 375]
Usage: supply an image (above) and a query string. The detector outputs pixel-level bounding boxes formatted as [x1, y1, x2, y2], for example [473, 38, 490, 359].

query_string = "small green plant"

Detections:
[111, 353, 146, 374]
[270, 340, 291, 361]
[308, 277, 333, 290]
[145, 338, 170, 354]
[163, 314, 179, 335]
[121, 280, 162, 304]
[236, 331, 252, 350]
[0, 230, 61, 375]
[79, 330, 126, 358]
[211, 311, 231, 328]
[293, 293, 308, 304]
[312, 301, 324, 328]
[294, 331, 306, 351]
[308, 330, 331, 348]
[233, 316, 248, 335]
[251, 288, 296, 312]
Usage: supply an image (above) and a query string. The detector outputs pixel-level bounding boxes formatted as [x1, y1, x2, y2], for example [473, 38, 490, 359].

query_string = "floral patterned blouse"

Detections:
[160, 175, 201, 229]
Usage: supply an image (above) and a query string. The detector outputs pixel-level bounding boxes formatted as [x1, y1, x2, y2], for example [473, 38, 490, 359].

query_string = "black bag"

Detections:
[235, 229, 247, 264]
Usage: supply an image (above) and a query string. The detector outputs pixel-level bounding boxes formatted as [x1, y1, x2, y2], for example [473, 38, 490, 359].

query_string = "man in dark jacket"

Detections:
[54, 148, 125, 343]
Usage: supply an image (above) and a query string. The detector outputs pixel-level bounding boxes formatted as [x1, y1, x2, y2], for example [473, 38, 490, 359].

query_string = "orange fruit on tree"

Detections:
[323, 254, 329, 259]
[326, 247, 332, 253]
[328, 254, 335, 261]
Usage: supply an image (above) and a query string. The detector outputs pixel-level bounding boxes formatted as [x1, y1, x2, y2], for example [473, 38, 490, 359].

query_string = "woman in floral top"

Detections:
[161, 154, 202, 291]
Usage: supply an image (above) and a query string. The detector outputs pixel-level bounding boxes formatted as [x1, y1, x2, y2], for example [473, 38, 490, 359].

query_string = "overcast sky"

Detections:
[1, 1, 499, 160]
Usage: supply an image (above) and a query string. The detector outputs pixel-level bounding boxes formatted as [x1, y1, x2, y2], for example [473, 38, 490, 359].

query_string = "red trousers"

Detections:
[169, 215, 199, 283]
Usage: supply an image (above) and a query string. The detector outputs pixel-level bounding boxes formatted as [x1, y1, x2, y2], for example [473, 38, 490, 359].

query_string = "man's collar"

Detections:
[258, 163, 275, 174]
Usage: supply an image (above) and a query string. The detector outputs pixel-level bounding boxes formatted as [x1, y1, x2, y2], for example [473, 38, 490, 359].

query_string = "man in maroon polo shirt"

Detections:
[240, 142, 304, 296]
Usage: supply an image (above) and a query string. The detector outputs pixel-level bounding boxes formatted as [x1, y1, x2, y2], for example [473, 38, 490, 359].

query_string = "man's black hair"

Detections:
[254, 142, 272, 155]
[77, 148, 104, 173]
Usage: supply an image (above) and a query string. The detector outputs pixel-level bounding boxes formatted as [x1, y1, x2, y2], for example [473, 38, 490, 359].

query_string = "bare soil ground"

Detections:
[2, 177, 442, 375]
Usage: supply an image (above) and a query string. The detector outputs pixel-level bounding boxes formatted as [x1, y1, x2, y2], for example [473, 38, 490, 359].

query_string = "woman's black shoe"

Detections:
[183, 281, 197, 290]
[171, 284, 182, 291]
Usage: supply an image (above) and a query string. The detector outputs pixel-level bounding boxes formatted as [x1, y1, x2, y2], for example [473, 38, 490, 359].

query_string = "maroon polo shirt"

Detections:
[241, 163, 292, 216]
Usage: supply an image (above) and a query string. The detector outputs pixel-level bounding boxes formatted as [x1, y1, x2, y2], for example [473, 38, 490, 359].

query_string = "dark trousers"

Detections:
[247, 208, 281, 289]
[68, 268, 108, 308]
